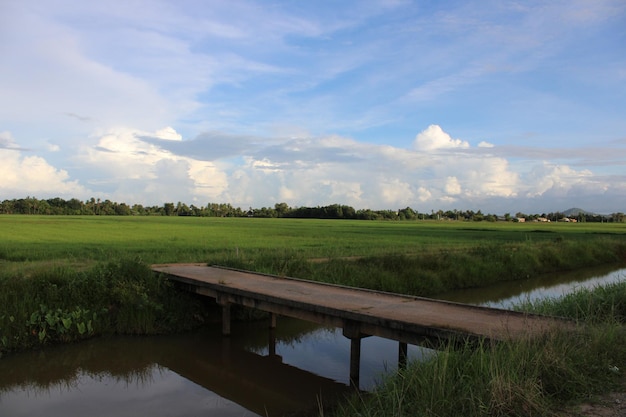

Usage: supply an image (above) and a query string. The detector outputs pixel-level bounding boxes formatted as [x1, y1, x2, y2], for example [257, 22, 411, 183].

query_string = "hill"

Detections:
[562, 207, 594, 217]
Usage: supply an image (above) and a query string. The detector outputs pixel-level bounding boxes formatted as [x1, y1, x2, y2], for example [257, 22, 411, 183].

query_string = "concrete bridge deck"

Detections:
[152, 263, 571, 387]
[152, 263, 569, 342]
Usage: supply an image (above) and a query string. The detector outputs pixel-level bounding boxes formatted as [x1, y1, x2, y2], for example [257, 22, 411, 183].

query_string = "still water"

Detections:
[1, 264, 624, 417]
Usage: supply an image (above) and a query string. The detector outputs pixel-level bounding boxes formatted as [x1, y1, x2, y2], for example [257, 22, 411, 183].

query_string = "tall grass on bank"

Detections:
[333, 280, 626, 417]
[518, 280, 626, 324]
[215, 238, 626, 297]
[0, 258, 210, 355]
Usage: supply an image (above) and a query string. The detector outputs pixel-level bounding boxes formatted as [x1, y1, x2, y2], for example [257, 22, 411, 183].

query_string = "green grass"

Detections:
[518, 280, 626, 324]
[1, 215, 624, 264]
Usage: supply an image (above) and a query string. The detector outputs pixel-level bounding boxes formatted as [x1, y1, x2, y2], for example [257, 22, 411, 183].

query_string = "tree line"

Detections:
[0, 196, 623, 222]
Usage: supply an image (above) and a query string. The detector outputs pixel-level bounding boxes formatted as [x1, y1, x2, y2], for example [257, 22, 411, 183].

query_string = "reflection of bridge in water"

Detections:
[153, 263, 573, 389]
[159, 331, 351, 416]
[0, 326, 352, 416]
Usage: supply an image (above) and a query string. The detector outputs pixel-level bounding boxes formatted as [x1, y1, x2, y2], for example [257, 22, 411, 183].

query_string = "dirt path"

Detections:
[559, 382, 626, 417]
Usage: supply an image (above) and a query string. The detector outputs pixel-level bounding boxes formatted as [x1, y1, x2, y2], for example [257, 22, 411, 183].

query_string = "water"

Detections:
[436, 263, 626, 308]
[1, 264, 624, 416]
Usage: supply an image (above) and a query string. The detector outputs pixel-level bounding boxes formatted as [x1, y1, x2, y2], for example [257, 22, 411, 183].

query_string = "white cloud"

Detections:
[522, 163, 596, 198]
[416, 187, 432, 202]
[413, 125, 470, 151]
[155, 127, 183, 141]
[0, 138, 88, 198]
[279, 186, 296, 201]
[466, 158, 519, 198]
[1, 123, 623, 214]
[445, 177, 462, 195]
[208, 127, 525, 209]
[46, 142, 61, 152]
[478, 141, 494, 148]
[0, 132, 20, 150]
[377, 178, 414, 205]
[76, 127, 228, 204]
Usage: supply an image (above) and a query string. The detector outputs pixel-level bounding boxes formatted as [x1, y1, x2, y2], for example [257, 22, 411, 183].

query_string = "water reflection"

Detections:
[248, 326, 433, 389]
[0, 322, 359, 417]
[0, 318, 429, 416]
[0, 364, 252, 417]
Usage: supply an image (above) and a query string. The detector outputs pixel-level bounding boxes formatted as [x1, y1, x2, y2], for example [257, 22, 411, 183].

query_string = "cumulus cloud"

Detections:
[413, 125, 470, 151]
[445, 176, 462, 195]
[2, 123, 622, 214]
[201, 125, 525, 209]
[522, 163, 596, 198]
[0, 133, 88, 197]
[154, 127, 183, 141]
[142, 131, 260, 161]
[77, 127, 228, 204]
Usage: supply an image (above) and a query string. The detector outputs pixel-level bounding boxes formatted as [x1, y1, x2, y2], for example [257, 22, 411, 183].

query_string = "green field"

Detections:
[2, 216, 624, 294]
[1, 215, 625, 264]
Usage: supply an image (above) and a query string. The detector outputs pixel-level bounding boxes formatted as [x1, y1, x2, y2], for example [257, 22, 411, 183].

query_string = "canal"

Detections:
[0, 264, 624, 416]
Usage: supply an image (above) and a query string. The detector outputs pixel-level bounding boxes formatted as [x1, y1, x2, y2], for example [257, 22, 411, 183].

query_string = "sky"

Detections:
[1, 0, 625, 214]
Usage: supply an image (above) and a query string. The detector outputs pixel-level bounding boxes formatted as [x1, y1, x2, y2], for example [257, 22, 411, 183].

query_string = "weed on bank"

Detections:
[0, 258, 209, 355]
[216, 238, 626, 297]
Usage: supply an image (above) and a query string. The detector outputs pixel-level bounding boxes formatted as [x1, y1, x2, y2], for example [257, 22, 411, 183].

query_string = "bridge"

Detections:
[152, 263, 571, 389]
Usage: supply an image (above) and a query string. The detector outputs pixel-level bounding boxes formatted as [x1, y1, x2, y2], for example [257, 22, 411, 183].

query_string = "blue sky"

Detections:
[1, 0, 625, 214]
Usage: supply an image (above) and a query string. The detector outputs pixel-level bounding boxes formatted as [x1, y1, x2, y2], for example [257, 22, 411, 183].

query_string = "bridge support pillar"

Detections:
[217, 295, 231, 336]
[268, 313, 278, 357]
[268, 326, 277, 357]
[221, 304, 231, 335]
[349, 337, 361, 389]
[343, 321, 364, 389]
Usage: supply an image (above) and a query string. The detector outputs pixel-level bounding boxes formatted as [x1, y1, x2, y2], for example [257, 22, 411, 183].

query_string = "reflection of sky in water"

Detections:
[254, 328, 434, 390]
[483, 268, 626, 309]
[0, 367, 259, 417]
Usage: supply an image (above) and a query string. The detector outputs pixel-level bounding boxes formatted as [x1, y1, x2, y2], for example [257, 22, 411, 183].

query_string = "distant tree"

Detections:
[342, 205, 356, 219]
[113, 203, 130, 215]
[0, 200, 14, 214]
[274, 202, 290, 217]
[163, 202, 175, 216]
[37, 200, 51, 215]
[398, 207, 416, 220]
[99, 200, 116, 215]
[132, 204, 146, 215]
[611, 212, 625, 223]
[175, 201, 191, 216]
